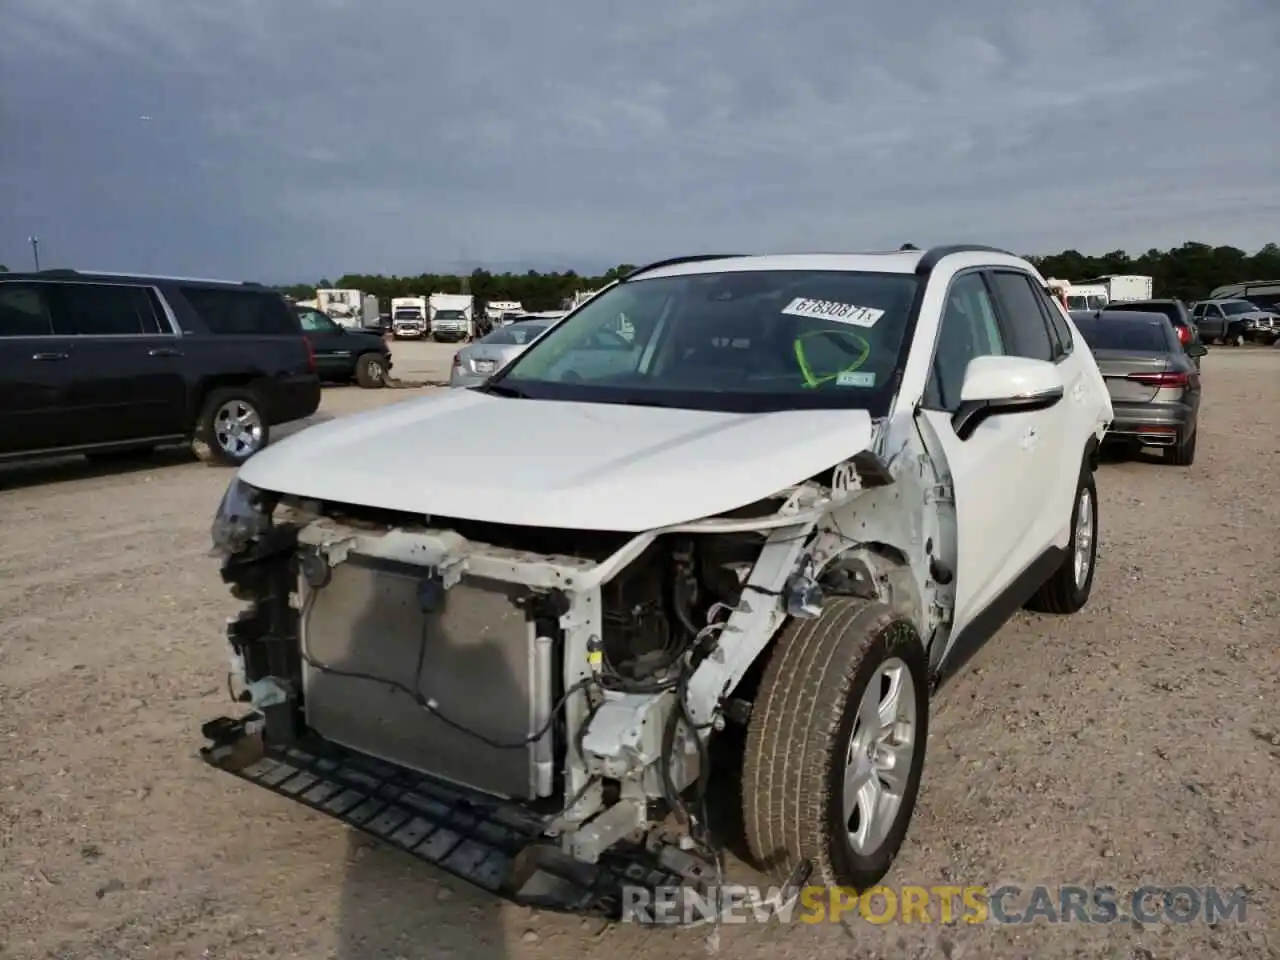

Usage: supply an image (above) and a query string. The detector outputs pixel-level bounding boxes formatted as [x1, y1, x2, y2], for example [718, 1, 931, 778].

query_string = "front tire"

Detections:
[1025, 466, 1098, 614]
[355, 353, 388, 388]
[742, 599, 929, 889]
[192, 387, 269, 466]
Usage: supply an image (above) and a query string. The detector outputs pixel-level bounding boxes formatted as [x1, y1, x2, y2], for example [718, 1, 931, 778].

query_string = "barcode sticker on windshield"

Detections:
[837, 370, 875, 387]
[782, 297, 885, 327]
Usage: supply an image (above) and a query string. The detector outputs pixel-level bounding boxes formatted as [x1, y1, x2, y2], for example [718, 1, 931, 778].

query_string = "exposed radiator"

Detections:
[300, 555, 554, 800]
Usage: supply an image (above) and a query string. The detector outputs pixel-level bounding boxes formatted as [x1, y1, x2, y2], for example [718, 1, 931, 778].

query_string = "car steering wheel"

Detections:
[792, 328, 872, 388]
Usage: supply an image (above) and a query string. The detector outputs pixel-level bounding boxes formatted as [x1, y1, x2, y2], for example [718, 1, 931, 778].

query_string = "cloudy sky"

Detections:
[2, 0, 1277, 281]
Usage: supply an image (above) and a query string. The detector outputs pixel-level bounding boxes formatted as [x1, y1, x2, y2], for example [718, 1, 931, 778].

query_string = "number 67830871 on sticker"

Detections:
[781, 297, 885, 327]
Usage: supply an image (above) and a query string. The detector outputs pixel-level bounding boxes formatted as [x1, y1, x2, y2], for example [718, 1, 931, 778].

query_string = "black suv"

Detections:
[0, 270, 321, 467]
[1106, 299, 1205, 367]
[294, 306, 393, 387]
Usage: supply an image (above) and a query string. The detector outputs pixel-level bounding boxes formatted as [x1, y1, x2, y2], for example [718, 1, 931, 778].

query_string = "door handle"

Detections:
[32, 352, 69, 361]
[148, 347, 183, 357]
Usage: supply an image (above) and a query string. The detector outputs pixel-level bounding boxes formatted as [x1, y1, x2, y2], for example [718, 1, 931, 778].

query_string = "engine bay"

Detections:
[201, 459, 911, 918]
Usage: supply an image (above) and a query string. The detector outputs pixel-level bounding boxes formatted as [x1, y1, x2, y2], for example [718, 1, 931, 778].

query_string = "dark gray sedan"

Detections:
[1072, 310, 1205, 465]
[448, 318, 556, 388]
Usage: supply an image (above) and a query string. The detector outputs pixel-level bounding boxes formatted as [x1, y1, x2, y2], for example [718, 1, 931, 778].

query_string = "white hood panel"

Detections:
[240, 390, 877, 532]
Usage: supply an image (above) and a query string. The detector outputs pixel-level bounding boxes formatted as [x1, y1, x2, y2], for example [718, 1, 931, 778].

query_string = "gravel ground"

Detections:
[1, 345, 1277, 960]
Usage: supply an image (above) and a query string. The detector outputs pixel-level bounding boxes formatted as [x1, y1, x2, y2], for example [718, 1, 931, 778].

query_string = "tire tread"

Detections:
[743, 598, 920, 886]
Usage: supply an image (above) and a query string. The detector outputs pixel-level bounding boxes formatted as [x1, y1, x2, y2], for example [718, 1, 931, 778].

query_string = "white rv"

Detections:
[486, 300, 525, 327]
[428, 293, 475, 342]
[1209, 279, 1280, 312]
[390, 296, 429, 339]
[316, 289, 378, 329]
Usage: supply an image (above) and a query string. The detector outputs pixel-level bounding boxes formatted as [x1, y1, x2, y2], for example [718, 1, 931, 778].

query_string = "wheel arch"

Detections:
[191, 374, 272, 434]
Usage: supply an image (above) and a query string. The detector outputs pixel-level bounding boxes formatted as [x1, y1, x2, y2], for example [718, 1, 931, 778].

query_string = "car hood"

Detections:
[239, 389, 878, 532]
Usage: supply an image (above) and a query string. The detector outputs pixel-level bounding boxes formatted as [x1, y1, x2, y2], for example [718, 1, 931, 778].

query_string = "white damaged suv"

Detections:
[203, 246, 1113, 917]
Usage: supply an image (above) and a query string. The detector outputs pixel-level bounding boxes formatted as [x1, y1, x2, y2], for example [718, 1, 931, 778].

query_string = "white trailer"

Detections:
[391, 296, 429, 339]
[1082, 275, 1153, 303]
[428, 293, 475, 343]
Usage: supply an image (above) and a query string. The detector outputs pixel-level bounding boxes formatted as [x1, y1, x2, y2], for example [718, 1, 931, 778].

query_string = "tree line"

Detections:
[275, 241, 1280, 311]
[5, 240, 1276, 307]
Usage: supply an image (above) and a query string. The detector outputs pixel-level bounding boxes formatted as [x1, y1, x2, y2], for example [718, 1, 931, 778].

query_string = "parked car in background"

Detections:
[295, 307, 393, 387]
[1242, 315, 1280, 346]
[448, 316, 557, 388]
[1191, 299, 1273, 346]
[1071, 310, 1203, 465]
[0, 270, 320, 467]
[1099, 298, 1204, 367]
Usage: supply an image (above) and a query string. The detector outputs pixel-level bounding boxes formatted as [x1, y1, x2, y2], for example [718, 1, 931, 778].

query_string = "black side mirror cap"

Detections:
[951, 387, 1065, 441]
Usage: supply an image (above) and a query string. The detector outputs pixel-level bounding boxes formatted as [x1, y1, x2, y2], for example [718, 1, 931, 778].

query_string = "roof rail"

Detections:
[914, 244, 1016, 275]
[36, 268, 263, 286]
[622, 254, 743, 281]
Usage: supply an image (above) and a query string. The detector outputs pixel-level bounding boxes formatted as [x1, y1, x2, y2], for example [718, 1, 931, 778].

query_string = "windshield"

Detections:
[482, 321, 552, 345]
[297, 309, 338, 332]
[435, 310, 465, 320]
[1221, 300, 1256, 315]
[488, 269, 921, 413]
[1075, 317, 1168, 352]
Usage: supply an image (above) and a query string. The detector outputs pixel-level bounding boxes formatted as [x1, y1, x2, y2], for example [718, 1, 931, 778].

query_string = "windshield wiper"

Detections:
[477, 381, 532, 399]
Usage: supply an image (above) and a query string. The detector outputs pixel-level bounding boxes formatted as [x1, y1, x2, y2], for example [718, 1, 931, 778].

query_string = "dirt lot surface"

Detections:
[2, 344, 1277, 960]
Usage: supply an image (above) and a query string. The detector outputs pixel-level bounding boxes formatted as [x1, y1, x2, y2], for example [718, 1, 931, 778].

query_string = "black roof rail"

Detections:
[914, 244, 1016, 275]
[33, 268, 264, 287]
[622, 254, 743, 281]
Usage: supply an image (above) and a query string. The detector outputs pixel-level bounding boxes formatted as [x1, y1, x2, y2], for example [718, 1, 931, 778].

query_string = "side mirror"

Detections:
[951, 356, 1064, 441]
[1186, 342, 1207, 358]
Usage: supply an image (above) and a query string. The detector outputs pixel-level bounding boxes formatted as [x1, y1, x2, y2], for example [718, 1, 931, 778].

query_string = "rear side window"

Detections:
[181, 287, 300, 335]
[988, 271, 1056, 362]
[0, 283, 55, 337]
[52, 283, 164, 335]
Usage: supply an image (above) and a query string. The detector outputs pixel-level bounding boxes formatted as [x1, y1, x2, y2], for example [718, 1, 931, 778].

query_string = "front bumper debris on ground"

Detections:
[200, 713, 706, 919]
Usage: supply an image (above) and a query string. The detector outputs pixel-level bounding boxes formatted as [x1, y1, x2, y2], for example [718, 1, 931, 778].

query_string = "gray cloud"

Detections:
[2, 0, 1277, 280]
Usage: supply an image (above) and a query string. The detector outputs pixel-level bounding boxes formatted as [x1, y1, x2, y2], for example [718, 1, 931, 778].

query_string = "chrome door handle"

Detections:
[32, 352, 68, 361]
[148, 347, 183, 357]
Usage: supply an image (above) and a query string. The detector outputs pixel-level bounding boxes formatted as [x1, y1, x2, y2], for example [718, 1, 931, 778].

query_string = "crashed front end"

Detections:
[200, 459, 897, 916]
